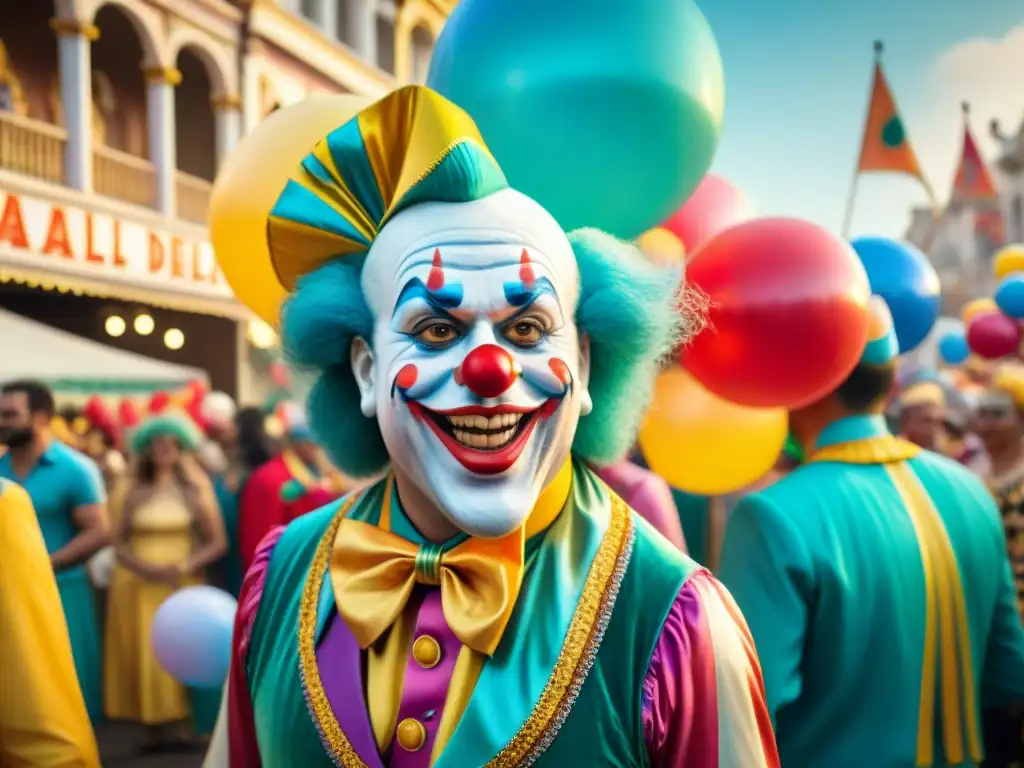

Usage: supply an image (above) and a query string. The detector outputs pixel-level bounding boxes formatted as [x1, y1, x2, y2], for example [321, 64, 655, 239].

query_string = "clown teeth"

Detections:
[447, 413, 523, 430]
[452, 428, 517, 449]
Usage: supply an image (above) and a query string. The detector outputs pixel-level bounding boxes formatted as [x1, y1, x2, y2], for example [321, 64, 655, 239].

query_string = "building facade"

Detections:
[905, 107, 1021, 316]
[0, 0, 448, 399]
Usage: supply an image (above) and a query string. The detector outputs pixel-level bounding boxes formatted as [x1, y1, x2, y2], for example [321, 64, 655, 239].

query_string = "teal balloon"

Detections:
[427, 0, 724, 239]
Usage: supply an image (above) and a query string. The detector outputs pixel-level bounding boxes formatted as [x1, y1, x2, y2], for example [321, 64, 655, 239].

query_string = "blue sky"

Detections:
[702, 0, 1024, 238]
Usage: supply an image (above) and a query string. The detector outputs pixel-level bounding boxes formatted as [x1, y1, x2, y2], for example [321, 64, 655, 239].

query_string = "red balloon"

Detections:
[119, 399, 141, 428]
[148, 391, 171, 414]
[684, 217, 872, 409]
[662, 174, 753, 254]
[966, 310, 1022, 359]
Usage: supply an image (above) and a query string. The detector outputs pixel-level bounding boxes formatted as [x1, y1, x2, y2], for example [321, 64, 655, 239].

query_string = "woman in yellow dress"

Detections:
[103, 411, 227, 752]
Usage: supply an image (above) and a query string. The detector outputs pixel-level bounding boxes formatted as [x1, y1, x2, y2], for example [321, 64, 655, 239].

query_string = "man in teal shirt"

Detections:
[0, 380, 109, 720]
[719, 299, 1024, 767]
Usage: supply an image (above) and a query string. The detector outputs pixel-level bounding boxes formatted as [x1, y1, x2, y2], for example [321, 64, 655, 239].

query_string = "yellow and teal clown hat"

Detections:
[861, 295, 899, 366]
[264, 85, 509, 292]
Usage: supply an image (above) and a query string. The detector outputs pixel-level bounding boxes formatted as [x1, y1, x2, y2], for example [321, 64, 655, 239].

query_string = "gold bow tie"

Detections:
[329, 504, 524, 657]
[329, 463, 573, 657]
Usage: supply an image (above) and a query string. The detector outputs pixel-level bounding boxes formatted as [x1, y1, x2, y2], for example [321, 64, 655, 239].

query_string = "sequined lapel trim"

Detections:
[297, 491, 634, 768]
[485, 493, 634, 767]
[298, 493, 366, 767]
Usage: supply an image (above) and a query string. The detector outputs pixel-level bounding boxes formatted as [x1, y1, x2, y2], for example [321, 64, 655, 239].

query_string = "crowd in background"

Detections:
[4, 349, 1024, 760]
[0, 378, 354, 755]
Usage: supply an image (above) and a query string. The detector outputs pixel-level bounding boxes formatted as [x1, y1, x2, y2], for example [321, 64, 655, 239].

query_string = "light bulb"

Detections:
[134, 313, 155, 335]
[248, 320, 278, 350]
[164, 328, 185, 350]
[105, 315, 126, 337]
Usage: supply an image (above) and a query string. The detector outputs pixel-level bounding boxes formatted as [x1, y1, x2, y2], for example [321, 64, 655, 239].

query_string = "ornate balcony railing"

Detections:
[176, 171, 213, 224]
[0, 111, 66, 184]
[93, 145, 156, 209]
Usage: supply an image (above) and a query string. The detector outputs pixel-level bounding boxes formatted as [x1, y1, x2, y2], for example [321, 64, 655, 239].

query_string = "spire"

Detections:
[950, 101, 998, 204]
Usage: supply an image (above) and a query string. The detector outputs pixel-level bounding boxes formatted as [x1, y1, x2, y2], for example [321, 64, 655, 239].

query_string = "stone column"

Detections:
[212, 93, 243, 168]
[347, 0, 377, 63]
[319, 0, 338, 39]
[49, 17, 99, 191]
[143, 65, 180, 216]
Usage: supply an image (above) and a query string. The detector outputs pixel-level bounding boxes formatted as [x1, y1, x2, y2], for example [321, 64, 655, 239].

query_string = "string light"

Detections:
[134, 313, 155, 335]
[164, 328, 185, 350]
[105, 315, 126, 337]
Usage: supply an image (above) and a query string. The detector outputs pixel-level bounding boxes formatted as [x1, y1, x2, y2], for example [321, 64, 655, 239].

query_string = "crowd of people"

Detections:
[6, 348, 1024, 767]
[0, 378, 357, 762]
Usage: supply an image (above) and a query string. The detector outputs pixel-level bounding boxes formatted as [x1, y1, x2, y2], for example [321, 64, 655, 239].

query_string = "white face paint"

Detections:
[352, 189, 592, 537]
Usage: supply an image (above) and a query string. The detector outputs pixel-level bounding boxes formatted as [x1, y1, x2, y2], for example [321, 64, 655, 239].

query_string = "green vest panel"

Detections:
[246, 473, 694, 766]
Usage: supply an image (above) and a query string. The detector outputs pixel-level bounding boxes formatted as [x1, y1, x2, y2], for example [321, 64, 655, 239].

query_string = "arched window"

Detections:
[410, 26, 433, 84]
[0, 41, 27, 114]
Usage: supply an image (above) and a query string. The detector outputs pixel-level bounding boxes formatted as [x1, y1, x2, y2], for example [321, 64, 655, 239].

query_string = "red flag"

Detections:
[952, 103, 998, 202]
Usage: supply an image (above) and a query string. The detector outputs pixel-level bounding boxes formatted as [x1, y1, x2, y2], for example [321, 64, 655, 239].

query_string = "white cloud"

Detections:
[914, 25, 1024, 202]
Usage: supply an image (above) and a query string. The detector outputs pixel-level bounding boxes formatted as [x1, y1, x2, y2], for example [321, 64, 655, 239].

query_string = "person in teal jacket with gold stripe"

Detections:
[719, 297, 1024, 767]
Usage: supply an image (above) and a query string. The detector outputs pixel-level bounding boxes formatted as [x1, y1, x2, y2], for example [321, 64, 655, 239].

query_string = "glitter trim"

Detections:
[486, 494, 634, 767]
[297, 493, 369, 767]
[296, 489, 632, 767]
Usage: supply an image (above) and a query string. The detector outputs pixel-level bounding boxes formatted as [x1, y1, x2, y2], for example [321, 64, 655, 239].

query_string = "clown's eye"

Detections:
[504, 319, 545, 347]
[414, 321, 460, 348]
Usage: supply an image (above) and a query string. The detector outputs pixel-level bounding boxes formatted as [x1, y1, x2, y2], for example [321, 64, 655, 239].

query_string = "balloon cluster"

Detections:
[639, 218, 875, 494]
[943, 244, 1024, 363]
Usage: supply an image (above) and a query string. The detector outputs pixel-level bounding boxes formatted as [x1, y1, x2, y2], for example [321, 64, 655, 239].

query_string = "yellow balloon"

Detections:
[209, 95, 375, 326]
[961, 297, 996, 325]
[638, 368, 787, 495]
[636, 227, 685, 265]
[993, 244, 1024, 280]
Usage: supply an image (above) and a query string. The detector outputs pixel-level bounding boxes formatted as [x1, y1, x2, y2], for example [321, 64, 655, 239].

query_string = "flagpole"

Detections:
[841, 40, 883, 239]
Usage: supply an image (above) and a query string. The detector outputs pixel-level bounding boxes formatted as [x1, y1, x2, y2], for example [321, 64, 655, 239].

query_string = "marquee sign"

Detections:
[0, 190, 234, 300]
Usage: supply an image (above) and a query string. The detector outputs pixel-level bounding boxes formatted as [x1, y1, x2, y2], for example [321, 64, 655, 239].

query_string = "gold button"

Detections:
[396, 717, 427, 752]
[412, 634, 441, 669]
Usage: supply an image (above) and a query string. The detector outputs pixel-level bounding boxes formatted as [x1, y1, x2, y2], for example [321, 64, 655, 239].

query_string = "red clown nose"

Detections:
[460, 344, 518, 398]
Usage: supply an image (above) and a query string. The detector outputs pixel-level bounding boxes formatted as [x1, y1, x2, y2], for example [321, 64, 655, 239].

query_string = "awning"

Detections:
[0, 308, 206, 394]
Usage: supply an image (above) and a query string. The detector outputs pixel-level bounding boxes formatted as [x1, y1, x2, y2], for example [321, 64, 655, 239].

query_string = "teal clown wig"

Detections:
[272, 86, 697, 477]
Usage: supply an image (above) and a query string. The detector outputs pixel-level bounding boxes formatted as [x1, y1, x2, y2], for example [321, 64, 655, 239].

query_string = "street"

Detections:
[96, 722, 205, 768]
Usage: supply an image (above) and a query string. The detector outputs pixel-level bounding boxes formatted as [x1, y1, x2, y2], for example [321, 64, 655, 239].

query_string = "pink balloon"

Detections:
[966, 310, 1022, 359]
[661, 174, 754, 254]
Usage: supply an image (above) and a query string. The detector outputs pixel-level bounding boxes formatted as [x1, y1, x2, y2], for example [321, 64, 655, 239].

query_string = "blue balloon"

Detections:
[850, 237, 940, 354]
[995, 274, 1024, 319]
[427, 0, 724, 239]
[937, 330, 969, 365]
[152, 586, 236, 688]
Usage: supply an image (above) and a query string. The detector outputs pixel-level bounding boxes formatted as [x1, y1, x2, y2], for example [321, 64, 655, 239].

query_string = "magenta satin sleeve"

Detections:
[641, 570, 780, 767]
[228, 525, 286, 767]
[596, 461, 687, 552]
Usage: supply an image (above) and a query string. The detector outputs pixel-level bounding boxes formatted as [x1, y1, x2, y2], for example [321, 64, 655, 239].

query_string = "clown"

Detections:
[207, 87, 777, 767]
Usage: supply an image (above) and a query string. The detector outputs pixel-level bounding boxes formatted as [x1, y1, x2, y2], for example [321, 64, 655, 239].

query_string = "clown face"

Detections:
[353, 190, 592, 537]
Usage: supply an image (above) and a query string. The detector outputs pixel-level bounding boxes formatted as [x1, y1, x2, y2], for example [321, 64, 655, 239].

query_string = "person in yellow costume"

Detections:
[0, 477, 100, 767]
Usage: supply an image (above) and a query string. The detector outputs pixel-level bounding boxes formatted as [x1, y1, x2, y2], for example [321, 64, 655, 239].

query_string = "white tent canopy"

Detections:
[0, 308, 206, 394]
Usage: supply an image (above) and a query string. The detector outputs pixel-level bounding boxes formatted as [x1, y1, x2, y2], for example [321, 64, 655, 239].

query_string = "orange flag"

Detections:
[952, 102, 998, 202]
[856, 59, 926, 183]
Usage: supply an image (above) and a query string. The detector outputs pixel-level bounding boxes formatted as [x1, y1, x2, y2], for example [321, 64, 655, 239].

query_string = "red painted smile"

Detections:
[406, 402, 555, 475]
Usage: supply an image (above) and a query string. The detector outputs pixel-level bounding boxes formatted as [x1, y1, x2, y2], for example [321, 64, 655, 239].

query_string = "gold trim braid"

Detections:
[486, 495, 633, 767]
[298, 494, 365, 767]
[296, 491, 634, 767]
